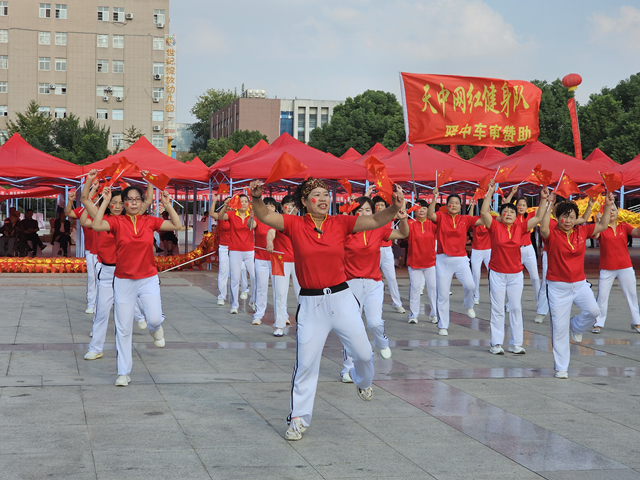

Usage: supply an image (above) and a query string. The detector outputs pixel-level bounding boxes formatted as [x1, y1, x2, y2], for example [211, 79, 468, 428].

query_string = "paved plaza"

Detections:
[1, 249, 640, 479]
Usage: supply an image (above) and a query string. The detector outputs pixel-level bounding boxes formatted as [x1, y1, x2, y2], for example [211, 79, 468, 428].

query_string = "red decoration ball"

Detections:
[562, 73, 582, 89]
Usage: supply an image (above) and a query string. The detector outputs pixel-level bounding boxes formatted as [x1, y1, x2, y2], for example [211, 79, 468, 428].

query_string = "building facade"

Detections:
[210, 97, 341, 144]
[0, 0, 171, 151]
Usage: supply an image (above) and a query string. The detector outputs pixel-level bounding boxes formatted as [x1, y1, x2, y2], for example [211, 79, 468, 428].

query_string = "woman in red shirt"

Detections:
[253, 197, 278, 325]
[90, 185, 182, 386]
[540, 194, 613, 379]
[249, 178, 404, 441]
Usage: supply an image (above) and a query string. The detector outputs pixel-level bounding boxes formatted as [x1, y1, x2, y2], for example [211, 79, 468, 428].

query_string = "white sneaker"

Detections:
[429, 316, 438, 324]
[534, 314, 545, 323]
[466, 308, 476, 318]
[555, 371, 568, 379]
[285, 417, 306, 441]
[217, 299, 225, 306]
[570, 328, 582, 343]
[438, 328, 448, 336]
[240, 292, 248, 300]
[115, 375, 130, 386]
[420, 288, 424, 295]
[508, 345, 526, 354]
[251, 318, 262, 325]
[85, 308, 94, 314]
[230, 308, 238, 314]
[632, 324, 640, 333]
[341, 372, 353, 383]
[285, 319, 291, 325]
[474, 299, 479, 305]
[357, 385, 373, 401]
[408, 317, 418, 324]
[151, 326, 165, 348]
[273, 328, 284, 337]
[394, 306, 406, 314]
[489, 344, 505, 355]
[379, 347, 392, 359]
[89, 330, 93, 338]
[138, 320, 147, 330]
[249, 301, 256, 311]
[84, 351, 103, 360]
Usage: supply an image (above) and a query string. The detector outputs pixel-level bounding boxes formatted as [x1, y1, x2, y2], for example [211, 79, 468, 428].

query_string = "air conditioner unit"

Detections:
[125, 13, 133, 20]
[154, 74, 162, 81]
[48, 83, 55, 89]
[153, 125, 161, 132]
[152, 97, 159, 103]
[116, 97, 123, 102]
[156, 23, 164, 28]
[102, 96, 109, 102]
[106, 86, 113, 92]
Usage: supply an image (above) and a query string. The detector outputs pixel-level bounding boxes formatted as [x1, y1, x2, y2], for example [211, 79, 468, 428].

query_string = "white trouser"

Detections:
[380, 246, 402, 308]
[435, 254, 475, 329]
[489, 270, 524, 346]
[342, 279, 388, 375]
[595, 267, 640, 327]
[471, 249, 491, 302]
[229, 250, 255, 309]
[86, 251, 99, 310]
[521, 244, 540, 304]
[273, 262, 300, 329]
[548, 280, 599, 372]
[241, 261, 249, 293]
[289, 288, 374, 427]
[408, 266, 437, 320]
[217, 245, 229, 300]
[537, 251, 549, 315]
[113, 275, 164, 375]
[254, 258, 271, 320]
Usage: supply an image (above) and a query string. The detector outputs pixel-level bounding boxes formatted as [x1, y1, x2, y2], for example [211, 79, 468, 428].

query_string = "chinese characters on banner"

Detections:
[164, 34, 177, 141]
[399, 73, 542, 147]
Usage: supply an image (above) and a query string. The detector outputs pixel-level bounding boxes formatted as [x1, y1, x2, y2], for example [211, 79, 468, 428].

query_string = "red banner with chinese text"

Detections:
[399, 73, 542, 147]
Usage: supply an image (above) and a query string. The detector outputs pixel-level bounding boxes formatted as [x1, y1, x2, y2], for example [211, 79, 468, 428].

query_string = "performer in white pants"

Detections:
[514, 198, 541, 307]
[90, 185, 182, 386]
[253, 198, 279, 325]
[249, 178, 404, 441]
[341, 196, 408, 380]
[540, 194, 613, 378]
[427, 188, 482, 336]
[405, 200, 437, 324]
[480, 181, 548, 354]
[372, 196, 405, 313]
[591, 205, 640, 333]
[470, 224, 491, 305]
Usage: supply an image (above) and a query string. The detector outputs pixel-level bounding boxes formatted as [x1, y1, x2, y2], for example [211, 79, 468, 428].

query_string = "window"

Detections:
[153, 9, 165, 24]
[39, 31, 51, 45]
[297, 107, 305, 142]
[55, 32, 66, 45]
[153, 37, 163, 50]
[55, 58, 66, 71]
[97, 34, 108, 48]
[0, 131, 7, 144]
[112, 133, 124, 148]
[308, 107, 317, 131]
[112, 35, 124, 48]
[55, 4, 66, 19]
[0, 82, 7, 93]
[113, 7, 124, 22]
[112, 85, 123, 97]
[97, 6, 108, 21]
[112, 60, 124, 74]
[0, 30, 7, 43]
[96, 85, 107, 96]
[39, 3, 51, 18]
[38, 83, 51, 94]
[96, 108, 108, 120]
[280, 111, 293, 136]
[152, 87, 163, 99]
[39, 57, 51, 71]
[0, 2, 7, 16]
[0, 55, 8, 69]
[152, 110, 163, 122]
[321, 107, 329, 126]
[97, 59, 108, 73]
[153, 62, 164, 76]
[54, 107, 66, 118]
[54, 83, 66, 95]
[38, 106, 50, 117]
[0, 105, 7, 117]
[152, 134, 163, 148]
[112, 109, 123, 120]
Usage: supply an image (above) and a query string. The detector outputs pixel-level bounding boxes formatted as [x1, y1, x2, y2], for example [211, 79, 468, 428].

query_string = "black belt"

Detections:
[299, 282, 349, 297]
[102, 262, 116, 267]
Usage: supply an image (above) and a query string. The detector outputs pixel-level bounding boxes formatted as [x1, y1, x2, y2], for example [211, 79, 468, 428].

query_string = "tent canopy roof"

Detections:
[340, 147, 361, 161]
[354, 143, 391, 165]
[470, 147, 507, 164]
[584, 148, 621, 172]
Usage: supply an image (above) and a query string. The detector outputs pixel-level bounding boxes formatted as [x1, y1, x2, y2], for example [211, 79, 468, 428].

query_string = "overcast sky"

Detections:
[171, 0, 640, 124]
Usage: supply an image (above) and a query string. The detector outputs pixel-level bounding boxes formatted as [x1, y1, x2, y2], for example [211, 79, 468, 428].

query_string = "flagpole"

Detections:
[158, 250, 217, 274]
[255, 246, 285, 255]
[407, 143, 418, 200]
[554, 169, 565, 193]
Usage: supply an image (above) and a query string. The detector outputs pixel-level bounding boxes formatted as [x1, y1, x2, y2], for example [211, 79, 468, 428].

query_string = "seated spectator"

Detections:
[52, 211, 72, 257]
[159, 211, 179, 255]
[22, 209, 46, 257]
[0, 213, 24, 256]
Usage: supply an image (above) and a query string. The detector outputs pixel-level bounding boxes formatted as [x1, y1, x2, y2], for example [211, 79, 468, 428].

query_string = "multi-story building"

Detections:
[210, 96, 341, 144]
[0, 0, 173, 151]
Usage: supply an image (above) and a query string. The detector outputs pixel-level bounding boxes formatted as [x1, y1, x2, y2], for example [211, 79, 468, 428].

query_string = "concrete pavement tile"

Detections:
[599, 412, 640, 432]
[157, 383, 243, 402]
[573, 433, 640, 469]
[431, 472, 543, 480]
[84, 401, 175, 425]
[521, 413, 637, 440]
[0, 424, 90, 454]
[43, 374, 155, 386]
[441, 378, 536, 397]
[0, 401, 86, 426]
[88, 423, 192, 452]
[81, 384, 164, 403]
[0, 375, 42, 387]
[7, 350, 78, 375]
[137, 349, 217, 374]
[0, 385, 82, 404]
[0, 451, 96, 480]
[177, 417, 285, 448]
[536, 469, 640, 480]
[92, 449, 211, 480]
[151, 372, 258, 384]
[477, 394, 588, 417]
[205, 466, 324, 480]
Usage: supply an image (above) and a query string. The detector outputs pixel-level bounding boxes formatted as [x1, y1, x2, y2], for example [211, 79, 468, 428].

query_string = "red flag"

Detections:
[472, 188, 486, 202]
[264, 152, 307, 184]
[270, 252, 285, 276]
[228, 195, 242, 210]
[496, 187, 505, 199]
[584, 184, 605, 198]
[437, 168, 454, 187]
[338, 202, 360, 214]
[105, 157, 136, 188]
[494, 165, 516, 184]
[555, 173, 580, 198]
[601, 172, 623, 192]
[96, 163, 118, 182]
[364, 156, 394, 204]
[216, 184, 229, 195]
[407, 203, 421, 214]
[478, 174, 491, 192]
[144, 172, 171, 191]
[530, 164, 553, 187]
[338, 178, 352, 196]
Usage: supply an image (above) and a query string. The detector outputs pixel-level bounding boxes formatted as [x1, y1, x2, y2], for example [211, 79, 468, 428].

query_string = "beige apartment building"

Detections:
[0, 0, 171, 151]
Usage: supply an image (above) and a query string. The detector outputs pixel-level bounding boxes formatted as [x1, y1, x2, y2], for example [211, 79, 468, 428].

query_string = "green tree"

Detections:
[6, 100, 55, 153]
[50, 116, 111, 165]
[124, 125, 144, 146]
[527, 79, 574, 156]
[188, 88, 239, 152]
[200, 130, 268, 166]
[578, 94, 623, 158]
[308, 90, 405, 156]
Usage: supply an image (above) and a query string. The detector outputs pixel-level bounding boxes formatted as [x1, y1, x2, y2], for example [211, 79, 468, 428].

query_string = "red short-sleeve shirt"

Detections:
[106, 214, 164, 279]
[546, 223, 596, 283]
[516, 212, 536, 246]
[488, 221, 526, 274]
[472, 224, 491, 250]
[435, 211, 479, 257]
[345, 225, 392, 281]
[254, 220, 271, 261]
[273, 229, 294, 263]
[227, 211, 254, 252]
[381, 221, 393, 248]
[83, 226, 96, 254]
[598, 223, 634, 271]
[282, 214, 357, 290]
[407, 219, 436, 269]
[95, 229, 117, 265]
[217, 218, 230, 247]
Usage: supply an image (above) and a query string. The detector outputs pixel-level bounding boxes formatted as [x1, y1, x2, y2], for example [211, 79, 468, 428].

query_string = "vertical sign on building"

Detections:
[164, 34, 177, 150]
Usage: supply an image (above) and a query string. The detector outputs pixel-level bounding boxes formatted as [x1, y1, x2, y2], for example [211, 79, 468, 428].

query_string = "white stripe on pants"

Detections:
[289, 288, 374, 427]
[537, 251, 549, 315]
[489, 270, 524, 346]
[548, 280, 599, 372]
[471, 249, 491, 302]
[217, 245, 229, 300]
[272, 262, 300, 329]
[254, 258, 271, 320]
[342, 279, 388, 375]
[435, 254, 475, 329]
[114, 275, 164, 375]
[380, 246, 402, 308]
[521, 244, 540, 304]
[595, 267, 640, 327]
[229, 250, 255, 309]
[408, 266, 436, 320]
[86, 251, 99, 310]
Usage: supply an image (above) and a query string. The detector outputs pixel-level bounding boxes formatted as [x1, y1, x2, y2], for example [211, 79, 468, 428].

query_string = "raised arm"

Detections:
[505, 185, 518, 204]
[216, 198, 230, 221]
[593, 193, 614, 236]
[249, 181, 285, 231]
[78, 209, 93, 228]
[388, 211, 409, 240]
[480, 181, 496, 228]
[526, 187, 550, 231]
[353, 185, 403, 233]
[64, 191, 78, 219]
[427, 187, 438, 222]
[140, 171, 154, 212]
[92, 187, 112, 232]
[266, 228, 276, 253]
[539, 192, 556, 239]
[159, 191, 183, 232]
[208, 194, 220, 220]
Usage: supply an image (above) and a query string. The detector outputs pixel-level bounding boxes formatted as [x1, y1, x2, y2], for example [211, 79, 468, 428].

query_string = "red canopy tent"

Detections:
[340, 148, 361, 161]
[208, 149, 236, 177]
[354, 143, 391, 165]
[619, 152, 640, 186]
[470, 147, 507, 165]
[584, 148, 621, 172]
[0, 186, 61, 200]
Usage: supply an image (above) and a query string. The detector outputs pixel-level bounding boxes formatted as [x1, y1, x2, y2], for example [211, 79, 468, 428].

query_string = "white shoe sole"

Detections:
[84, 352, 103, 360]
[379, 347, 392, 360]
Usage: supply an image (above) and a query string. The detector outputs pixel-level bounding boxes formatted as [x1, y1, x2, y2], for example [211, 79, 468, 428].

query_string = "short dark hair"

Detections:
[26, 208, 33, 213]
[372, 196, 388, 207]
[281, 195, 295, 208]
[556, 201, 579, 219]
[352, 196, 375, 215]
[238, 193, 249, 201]
[122, 186, 144, 202]
[263, 197, 278, 210]
[417, 200, 429, 208]
[106, 190, 122, 215]
[499, 203, 517, 214]
[515, 197, 528, 206]
[446, 194, 462, 205]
